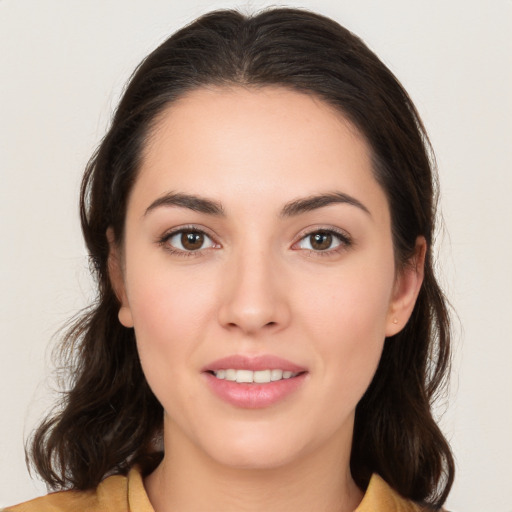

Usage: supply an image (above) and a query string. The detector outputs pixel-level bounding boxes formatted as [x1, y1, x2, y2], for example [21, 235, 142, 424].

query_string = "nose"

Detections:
[217, 248, 291, 335]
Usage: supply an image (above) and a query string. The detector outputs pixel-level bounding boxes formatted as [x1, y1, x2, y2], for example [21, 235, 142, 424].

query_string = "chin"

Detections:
[198, 424, 312, 471]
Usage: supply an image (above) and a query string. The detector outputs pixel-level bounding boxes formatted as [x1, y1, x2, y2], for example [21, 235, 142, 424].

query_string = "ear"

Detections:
[385, 236, 426, 337]
[106, 227, 134, 328]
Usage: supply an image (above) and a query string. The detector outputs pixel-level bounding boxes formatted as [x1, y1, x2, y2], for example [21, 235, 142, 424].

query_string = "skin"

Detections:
[109, 86, 425, 512]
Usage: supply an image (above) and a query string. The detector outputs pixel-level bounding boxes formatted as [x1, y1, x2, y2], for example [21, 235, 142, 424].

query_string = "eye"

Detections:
[161, 228, 217, 254]
[295, 229, 351, 253]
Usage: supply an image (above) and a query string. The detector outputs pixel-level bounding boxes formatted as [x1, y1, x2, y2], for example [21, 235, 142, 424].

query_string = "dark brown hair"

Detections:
[28, 8, 454, 508]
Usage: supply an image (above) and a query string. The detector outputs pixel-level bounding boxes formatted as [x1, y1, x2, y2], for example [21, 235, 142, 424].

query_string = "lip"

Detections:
[202, 355, 307, 409]
[202, 354, 306, 373]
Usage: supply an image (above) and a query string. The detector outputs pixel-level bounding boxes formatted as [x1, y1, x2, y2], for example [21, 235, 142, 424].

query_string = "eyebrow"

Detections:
[144, 192, 225, 217]
[144, 191, 370, 218]
[281, 192, 371, 217]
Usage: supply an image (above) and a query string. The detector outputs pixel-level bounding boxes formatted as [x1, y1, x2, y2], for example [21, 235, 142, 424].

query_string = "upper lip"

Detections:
[202, 355, 307, 373]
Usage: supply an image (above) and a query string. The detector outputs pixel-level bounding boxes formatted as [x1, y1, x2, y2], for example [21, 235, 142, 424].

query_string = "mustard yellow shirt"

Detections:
[5, 468, 424, 511]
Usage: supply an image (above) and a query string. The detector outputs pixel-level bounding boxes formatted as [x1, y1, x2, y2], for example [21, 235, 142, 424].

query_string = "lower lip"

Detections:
[204, 372, 307, 409]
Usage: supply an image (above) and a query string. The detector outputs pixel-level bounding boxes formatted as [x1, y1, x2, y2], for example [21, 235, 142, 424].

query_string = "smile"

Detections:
[203, 356, 307, 408]
[212, 369, 300, 383]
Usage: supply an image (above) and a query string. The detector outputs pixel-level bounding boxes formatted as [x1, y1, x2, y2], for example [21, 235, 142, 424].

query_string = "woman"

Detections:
[6, 8, 454, 512]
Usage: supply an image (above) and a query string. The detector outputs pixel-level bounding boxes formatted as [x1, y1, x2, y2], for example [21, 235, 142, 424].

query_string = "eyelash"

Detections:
[158, 225, 218, 258]
[293, 227, 353, 257]
[157, 226, 352, 258]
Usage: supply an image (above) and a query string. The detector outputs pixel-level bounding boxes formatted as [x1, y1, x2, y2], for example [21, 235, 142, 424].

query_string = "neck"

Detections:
[144, 420, 363, 512]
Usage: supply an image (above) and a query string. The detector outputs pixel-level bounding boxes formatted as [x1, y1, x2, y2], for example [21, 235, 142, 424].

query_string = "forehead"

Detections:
[145, 85, 368, 168]
[133, 86, 387, 219]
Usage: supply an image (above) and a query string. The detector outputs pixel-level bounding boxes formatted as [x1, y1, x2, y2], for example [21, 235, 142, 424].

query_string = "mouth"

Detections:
[203, 355, 307, 408]
[208, 368, 302, 383]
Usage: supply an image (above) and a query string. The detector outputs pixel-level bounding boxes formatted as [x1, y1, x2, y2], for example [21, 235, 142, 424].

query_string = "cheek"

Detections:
[297, 259, 394, 393]
[127, 253, 215, 330]
[302, 259, 394, 340]
[125, 264, 217, 384]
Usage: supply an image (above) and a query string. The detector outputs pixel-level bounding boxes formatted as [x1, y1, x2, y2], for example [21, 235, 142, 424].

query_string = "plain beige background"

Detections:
[1, 1, 511, 510]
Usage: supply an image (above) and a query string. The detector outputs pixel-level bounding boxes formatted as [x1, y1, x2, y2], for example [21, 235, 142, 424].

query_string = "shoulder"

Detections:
[4, 472, 132, 512]
[356, 474, 434, 512]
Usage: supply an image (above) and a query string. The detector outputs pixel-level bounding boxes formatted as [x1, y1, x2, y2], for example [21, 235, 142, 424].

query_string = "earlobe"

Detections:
[106, 228, 134, 328]
[118, 306, 134, 329]
[385, 236, 426, 337]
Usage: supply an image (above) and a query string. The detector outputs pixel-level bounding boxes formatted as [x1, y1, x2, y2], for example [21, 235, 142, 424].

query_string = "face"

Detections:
[110, 86, 423, 471]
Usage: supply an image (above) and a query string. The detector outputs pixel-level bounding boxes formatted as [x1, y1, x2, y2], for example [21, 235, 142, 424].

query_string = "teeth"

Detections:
[225, 369, 237, 381]
[253, 370, 271, 383]
[271, 369, 283, 381]
[213, 369, 299, 383]
[236, 369, 254, 383]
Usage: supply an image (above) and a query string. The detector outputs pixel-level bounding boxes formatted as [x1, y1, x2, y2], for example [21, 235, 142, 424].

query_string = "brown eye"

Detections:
[181, 231, 205, 250]
[295, 229, 350, 253]
[310, 232, 333, 250]
[164, 229, 215, 253]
